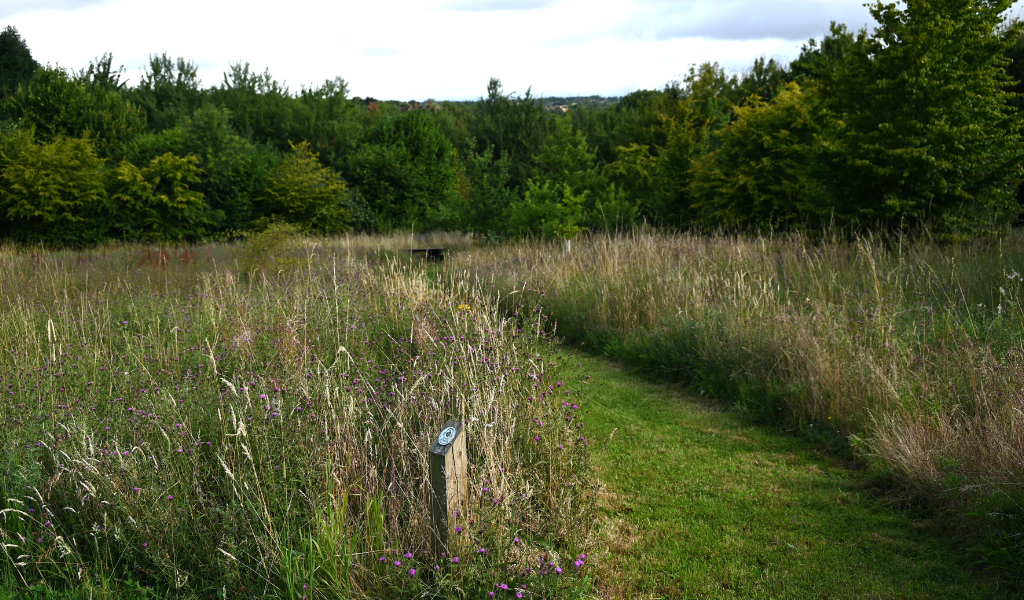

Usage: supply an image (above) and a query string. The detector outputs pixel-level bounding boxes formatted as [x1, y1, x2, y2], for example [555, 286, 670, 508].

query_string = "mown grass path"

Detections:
[564, 353, 1014, 599]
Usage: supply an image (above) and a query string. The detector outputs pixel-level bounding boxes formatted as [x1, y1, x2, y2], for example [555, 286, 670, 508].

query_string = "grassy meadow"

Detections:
[458, 230, 1024, 573]
[1, 228, 1023, 598]
[0, 232, 596, 598]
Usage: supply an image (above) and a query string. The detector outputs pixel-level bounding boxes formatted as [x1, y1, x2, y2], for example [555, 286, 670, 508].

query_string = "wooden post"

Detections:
[429, 419, 467, 557]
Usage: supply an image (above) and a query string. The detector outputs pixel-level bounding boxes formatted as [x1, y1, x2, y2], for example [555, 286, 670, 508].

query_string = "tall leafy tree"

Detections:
[213, 63, 295, 149]
[790, 23, 858, 83]
[131, 54, 204, 132]
[290, 77, 360, 170]
[600, 70, 727, 225]
[468, 78, 552, 191]
[532, 117, 605, 198]
[75, 52, 126, 91]
[119, 106, 279, 231]
[347, 110, 462, 230]
[457, 145, 519, 235]
[6, 64, 145, 157]
[0, 26, 39, 102]
[737, 57, 790, 102]
[819, 0, 1024, 235]
[690, 83, 830, 229]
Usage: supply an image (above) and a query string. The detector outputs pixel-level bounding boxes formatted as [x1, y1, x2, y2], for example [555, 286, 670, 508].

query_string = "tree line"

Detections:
[1, 0, 1023, 245]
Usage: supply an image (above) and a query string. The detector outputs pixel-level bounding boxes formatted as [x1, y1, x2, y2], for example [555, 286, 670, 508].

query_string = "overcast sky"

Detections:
[2, 0, 1019, 101]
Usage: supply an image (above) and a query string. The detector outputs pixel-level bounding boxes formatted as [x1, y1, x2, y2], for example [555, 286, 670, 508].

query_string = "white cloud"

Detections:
[613, 0, 875, 42]
[444, 0, 560, 11]
[0, 0, 114, 21]
[4, 0, 1017, 101]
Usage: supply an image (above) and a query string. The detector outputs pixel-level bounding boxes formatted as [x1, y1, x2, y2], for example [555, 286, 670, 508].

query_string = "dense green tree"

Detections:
[5, 64, 145, 157]
[690, 83, 829, 229]
[0, 26, 39, 102]
[468, 78, 552, 191]
[819, 0, 1024, 235]
[0, 136, 106, 245]
[347, 110, 462, 230]
[0, 125, 33, 169]
[737, 57, 790, 102]
[290, 77, 363, 170]
[506, 180, 589, 239]
[106, 153, 209, 241]
[452, 145, 519, 235]
[682, 63, 740, 129]
[528, 117, 641, 230]
[75, 53, 126, 91]
[601, 84, 711, 225]
[130, 54, 205, 132]
[4, 66, 89, 140]
[209, 64, 366, 172]
[262, 141, 353, 234]
[532, 117, 605, 197]
[213, 63, 296, 148]
[790, 23, 858, 83]
[119, 106, 279, 231]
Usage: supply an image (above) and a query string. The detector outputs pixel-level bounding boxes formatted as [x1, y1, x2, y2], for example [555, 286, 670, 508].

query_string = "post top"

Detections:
[429, 419, 464, 456]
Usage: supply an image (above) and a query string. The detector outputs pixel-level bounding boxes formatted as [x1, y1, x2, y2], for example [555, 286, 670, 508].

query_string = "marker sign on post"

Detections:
[429, 419, 467, 557]
[437, 426, 457, 446]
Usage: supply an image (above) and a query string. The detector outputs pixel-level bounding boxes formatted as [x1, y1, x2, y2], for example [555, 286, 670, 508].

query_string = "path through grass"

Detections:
[564, 352, 1015, 599]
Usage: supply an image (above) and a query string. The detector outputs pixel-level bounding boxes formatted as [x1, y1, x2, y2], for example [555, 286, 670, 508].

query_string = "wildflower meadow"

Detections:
[460, 229, 1024, 573]
[0, 232, 597, 598]
[2, 228, 1024, 598]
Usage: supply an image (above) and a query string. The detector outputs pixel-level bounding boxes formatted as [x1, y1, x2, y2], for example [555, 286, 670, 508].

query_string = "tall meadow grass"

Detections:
[456, 230, 1024, 569]
[0, 236, 596, 598]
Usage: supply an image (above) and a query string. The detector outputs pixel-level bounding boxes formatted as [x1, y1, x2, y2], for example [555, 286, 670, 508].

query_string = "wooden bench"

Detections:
[403, 248, 447, 262]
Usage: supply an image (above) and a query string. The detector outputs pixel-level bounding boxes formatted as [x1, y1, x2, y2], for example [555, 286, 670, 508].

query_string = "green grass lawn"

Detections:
[564, 352, 1015, 599]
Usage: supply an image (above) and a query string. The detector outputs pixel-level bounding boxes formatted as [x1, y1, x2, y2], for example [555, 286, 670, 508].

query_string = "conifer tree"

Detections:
[0, 26, 39, 102]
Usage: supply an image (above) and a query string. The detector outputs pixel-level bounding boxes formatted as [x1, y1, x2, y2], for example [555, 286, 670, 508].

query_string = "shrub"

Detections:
[0, 135, 106, 245]
[262, 141, 353, 235]
[105, 153, 210, 242]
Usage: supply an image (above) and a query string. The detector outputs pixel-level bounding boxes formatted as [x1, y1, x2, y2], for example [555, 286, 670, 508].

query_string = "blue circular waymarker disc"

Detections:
[437, 426, 457, 446]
